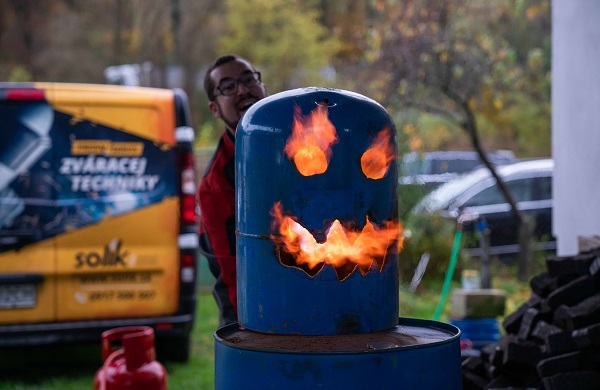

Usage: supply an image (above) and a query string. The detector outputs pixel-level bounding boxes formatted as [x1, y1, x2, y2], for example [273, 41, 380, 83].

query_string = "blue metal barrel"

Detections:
[236, 87, 399, 335]
[450, 317, 500, 350]
[214, 318, 463, 389]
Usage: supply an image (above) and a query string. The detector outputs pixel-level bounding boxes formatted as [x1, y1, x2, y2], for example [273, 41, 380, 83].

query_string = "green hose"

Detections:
[432, 224, 463, 321]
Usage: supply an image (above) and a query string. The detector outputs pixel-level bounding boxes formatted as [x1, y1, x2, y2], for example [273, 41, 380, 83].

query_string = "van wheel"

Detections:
[156, 334, 191, 363]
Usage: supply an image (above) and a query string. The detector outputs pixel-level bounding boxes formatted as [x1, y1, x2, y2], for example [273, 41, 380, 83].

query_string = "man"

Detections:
[198, 54, 267, 327]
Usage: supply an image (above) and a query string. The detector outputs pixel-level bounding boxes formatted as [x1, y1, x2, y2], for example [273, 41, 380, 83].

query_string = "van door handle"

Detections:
[0, 274, 44, 285]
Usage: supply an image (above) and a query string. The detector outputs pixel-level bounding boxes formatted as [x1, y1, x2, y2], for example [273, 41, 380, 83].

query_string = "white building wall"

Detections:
[552, 1, 600, 255]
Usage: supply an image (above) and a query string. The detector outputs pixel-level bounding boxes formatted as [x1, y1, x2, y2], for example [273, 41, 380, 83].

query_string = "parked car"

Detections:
[399, 150, 519, 189]
[411, 158, 555, 261]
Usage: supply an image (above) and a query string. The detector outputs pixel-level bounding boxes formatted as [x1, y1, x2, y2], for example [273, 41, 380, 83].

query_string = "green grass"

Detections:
[0, 292, 219, 390]
[0, 270, 532, 390]
[163, 291, 217, 389]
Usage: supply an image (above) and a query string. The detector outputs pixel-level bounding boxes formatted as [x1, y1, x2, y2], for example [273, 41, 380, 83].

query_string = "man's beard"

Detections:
[215, 103, 242, 135]
[224, 117, 239, 134]
[216, 93, 263, 135]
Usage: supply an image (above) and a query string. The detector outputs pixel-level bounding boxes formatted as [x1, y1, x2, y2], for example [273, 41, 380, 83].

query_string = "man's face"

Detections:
[208, 59, 267, 136]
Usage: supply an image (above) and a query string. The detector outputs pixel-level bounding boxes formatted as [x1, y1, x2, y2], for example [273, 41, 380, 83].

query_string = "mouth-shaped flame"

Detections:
[270, 202, 403, 281]
[284, 105, 339, 176]
[361, 127, 396, 179]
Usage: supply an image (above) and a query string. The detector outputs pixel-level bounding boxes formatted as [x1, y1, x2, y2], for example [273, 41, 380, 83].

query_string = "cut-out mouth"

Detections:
[270, 202, 401, 282]
[275, 244, 387, 282]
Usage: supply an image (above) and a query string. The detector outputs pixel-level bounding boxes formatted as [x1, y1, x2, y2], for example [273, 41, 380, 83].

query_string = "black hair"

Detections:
[204, 54, 246, 101]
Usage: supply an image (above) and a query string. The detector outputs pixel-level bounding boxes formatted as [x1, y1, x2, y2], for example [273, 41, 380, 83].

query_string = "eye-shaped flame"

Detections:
[361, 127, 396, 179]
[270, 202, 403, 281]
[284, 105, 338, 176]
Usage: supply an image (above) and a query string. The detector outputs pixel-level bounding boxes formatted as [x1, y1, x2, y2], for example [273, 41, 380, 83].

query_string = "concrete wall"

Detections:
[552, 1, 600, 255]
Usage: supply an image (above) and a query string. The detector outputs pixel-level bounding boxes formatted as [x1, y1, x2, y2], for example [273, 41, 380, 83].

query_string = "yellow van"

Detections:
[0, 82, 199, 361]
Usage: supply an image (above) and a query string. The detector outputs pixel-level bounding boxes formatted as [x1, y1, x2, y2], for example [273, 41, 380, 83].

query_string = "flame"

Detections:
[270, 202, 403, 280]
[361, 127, 396, 179]
[284, 105, 338, 176]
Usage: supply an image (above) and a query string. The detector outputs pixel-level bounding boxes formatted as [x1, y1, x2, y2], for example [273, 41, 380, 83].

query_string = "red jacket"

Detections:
[198, 131, 237, 321]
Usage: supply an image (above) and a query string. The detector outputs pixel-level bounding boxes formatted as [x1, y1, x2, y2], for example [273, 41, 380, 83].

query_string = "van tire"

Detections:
[156, 334, 191, 363]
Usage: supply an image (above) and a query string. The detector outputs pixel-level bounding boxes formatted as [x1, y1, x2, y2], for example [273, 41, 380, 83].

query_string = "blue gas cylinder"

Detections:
[236, 87, 400, 335]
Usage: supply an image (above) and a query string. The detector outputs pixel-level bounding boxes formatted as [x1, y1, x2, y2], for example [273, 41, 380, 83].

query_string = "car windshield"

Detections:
[413, 168, 492, 212]
[400, 151, 517, 177]
[429, 158, 482, 174]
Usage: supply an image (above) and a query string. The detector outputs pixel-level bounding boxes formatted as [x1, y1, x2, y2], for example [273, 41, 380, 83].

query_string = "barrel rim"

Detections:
[214, 317, 461, 355]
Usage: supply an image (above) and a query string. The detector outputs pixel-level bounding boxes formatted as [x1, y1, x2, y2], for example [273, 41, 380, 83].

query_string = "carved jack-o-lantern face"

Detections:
[270, 105, 403, 281]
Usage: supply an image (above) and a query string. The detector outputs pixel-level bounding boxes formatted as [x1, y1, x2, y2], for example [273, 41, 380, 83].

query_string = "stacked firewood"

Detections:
[462, 248, 600, 390]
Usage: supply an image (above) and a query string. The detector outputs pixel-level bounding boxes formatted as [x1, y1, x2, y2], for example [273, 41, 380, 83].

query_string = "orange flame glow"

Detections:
[361, 127, 396, 179]
[284, 105, 338, 176]
[270, 202, 403, 280]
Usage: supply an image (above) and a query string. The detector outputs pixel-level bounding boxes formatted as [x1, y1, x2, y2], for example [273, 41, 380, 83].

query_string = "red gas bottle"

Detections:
[94, 326, 167, 390]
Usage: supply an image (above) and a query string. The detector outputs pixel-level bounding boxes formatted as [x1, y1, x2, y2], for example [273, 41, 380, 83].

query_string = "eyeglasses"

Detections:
[215, 71, 262, 97]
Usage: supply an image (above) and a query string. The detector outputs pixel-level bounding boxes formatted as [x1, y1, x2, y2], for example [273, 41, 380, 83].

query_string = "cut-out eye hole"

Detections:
[361, 127, 396, 179]
[284, 105, 338, 176]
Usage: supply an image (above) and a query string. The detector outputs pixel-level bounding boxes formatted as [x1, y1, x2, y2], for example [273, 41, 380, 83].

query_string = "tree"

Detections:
[0, 0, 56, 80]
[0, 0, 551, 156]
[357, 0, 550, 279]
[352, 0, 549, 155]
[218, 0, 340, 93]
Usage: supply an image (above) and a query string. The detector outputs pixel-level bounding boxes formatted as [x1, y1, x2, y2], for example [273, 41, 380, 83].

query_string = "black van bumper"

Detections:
[0, 313, 194, 347]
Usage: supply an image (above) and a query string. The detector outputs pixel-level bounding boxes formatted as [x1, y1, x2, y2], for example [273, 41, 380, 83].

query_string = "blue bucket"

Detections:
[450, 317, 500, 350]
[236, 88, 399, 335]
[215, 318, 462, 389]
